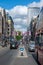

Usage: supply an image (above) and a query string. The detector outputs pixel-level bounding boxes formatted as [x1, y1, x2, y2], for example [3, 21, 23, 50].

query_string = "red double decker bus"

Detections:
[35, 7, 43, 65]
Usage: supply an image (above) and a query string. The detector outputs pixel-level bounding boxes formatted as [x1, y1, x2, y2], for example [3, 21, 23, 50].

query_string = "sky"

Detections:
[0, 0, 43, 32]
[0, 0, 40, 9]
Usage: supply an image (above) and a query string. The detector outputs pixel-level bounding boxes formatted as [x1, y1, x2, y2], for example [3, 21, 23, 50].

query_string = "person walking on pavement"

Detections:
[2, 34, 7, 47]
[4, 35, 7, 47]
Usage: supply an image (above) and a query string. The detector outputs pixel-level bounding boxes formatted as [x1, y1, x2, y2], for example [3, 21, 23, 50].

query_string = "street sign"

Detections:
[20, 48, 24, 51]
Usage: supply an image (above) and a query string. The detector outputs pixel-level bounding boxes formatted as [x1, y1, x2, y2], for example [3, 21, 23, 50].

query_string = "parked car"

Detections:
[18, 41, 20, 45]
[9, 36, 18, 49]
[28, 41, 35, 51]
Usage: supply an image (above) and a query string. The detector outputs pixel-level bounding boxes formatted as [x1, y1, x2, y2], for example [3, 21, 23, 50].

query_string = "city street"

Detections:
[0, 43, 38, 65]
[0, 0, 43, 65]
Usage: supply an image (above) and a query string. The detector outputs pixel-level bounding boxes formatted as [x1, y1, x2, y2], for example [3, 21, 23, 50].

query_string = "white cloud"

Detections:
[14, 18, 27, 26]
[16, 28, 27, 32]
[20, 28, 27, 32]
[28, 0, 43, 7]
[22, 19, 27, 25]
[6, 0, 43, 32]
[9, 6, 27, 18]
[14, 24, 27, 32]
[13, 18, 22, 24]
[14, 25, 22, 29]
[7, 5, 27, 32]
[6, 9, 9, 13]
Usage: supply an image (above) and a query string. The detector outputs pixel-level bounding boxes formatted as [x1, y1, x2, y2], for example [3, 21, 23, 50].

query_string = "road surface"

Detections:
[0, 44, 38, 65]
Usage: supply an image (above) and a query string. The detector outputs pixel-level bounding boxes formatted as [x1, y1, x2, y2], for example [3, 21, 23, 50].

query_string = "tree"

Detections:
[15, 31, 22, 41]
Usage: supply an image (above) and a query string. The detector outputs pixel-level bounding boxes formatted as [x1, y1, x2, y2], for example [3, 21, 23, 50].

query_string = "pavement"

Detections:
[0, 41, 10, 56]
[0, 43, 38, 65]
[0, 41, 5, 52]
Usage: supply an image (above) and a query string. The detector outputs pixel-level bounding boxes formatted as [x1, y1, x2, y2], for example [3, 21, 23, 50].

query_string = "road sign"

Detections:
[20, 48, 24, 51]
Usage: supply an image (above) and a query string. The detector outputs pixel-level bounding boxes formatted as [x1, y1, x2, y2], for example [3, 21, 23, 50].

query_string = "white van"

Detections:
[28, 41, 35, 51]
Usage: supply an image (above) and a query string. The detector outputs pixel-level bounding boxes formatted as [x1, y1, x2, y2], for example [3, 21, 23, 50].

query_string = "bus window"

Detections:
[39, 34, 43, 46]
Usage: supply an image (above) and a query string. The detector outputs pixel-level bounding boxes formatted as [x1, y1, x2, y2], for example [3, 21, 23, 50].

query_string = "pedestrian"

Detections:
[4, 35, 7, 47]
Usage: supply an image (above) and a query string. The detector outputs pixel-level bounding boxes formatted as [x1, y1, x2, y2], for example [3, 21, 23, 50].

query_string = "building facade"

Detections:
[7, 15, 14, 37]
[35, 7, 43, 65]
[0, 9, 2, 41]
[27, 7, 40, 40]
[27, 7, 40, 26]
[36, 7, 43, 32]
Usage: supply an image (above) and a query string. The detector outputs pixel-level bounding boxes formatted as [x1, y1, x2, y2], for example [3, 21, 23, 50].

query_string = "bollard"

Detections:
[21, 51, 23, 56]
[20, 47, 24, 56]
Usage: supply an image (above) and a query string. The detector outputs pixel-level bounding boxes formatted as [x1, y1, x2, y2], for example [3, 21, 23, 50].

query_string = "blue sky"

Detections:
[0, 0, 40, 9]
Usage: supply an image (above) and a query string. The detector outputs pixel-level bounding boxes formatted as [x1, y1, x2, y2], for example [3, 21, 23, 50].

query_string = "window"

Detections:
[39, 34, 43, 46]
[7, 31, 9, 34]
[41, 35, 43, 46]
[8, 28, 9, 30]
